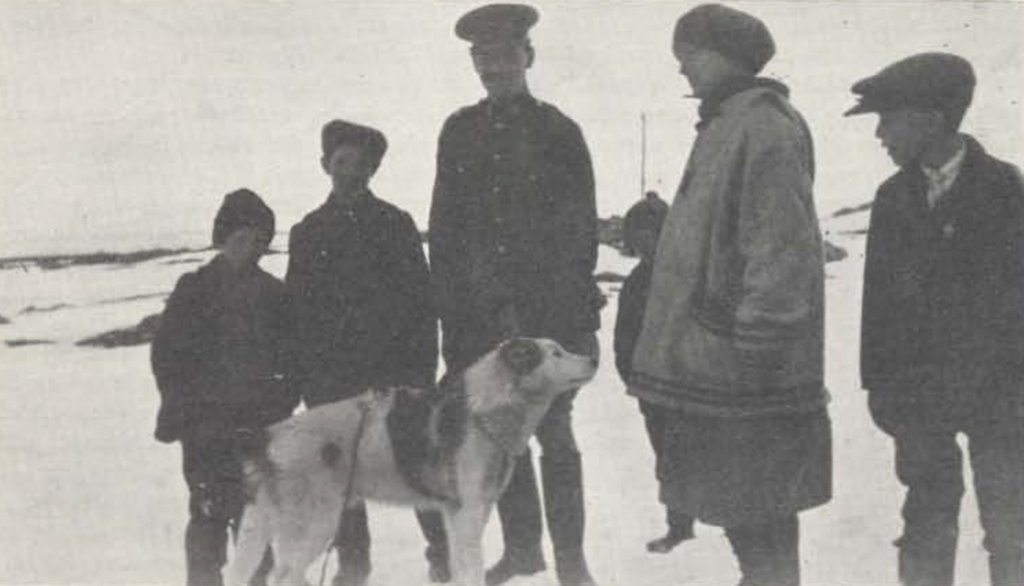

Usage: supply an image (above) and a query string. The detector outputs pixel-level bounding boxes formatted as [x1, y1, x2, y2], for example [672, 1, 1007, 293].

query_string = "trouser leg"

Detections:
[893, 431, 963, 586]
[417, 508, 451, 583]
[725, 515, 800, 586]
[333, 503, 371, 586]
[537, 391, 595, 586]
[969, 417, 1024, 586]
[485, 449, 546, 586]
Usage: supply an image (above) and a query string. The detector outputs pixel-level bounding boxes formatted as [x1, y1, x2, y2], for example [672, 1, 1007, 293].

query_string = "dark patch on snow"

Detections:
[5, 339, 56, 348]
[77, 313, 162, 348]
[0, 314, 9, 325]
[825, 240, 848, 263]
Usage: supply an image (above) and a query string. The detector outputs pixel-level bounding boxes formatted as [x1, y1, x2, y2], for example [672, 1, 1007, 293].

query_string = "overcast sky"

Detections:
[1, 1, 1022, 256]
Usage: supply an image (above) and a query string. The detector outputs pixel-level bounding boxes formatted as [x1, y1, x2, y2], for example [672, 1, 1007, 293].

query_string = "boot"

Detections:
[647, 510, 695, 553]
[186, 516, 229, 586]
[485, 451, 546, 586]
[541, 452, 597, 586]
[989, 554, 1024, 586]
[333, 505, 371, 586]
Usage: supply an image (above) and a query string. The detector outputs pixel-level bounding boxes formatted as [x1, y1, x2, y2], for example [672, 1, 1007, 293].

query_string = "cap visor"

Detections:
[843, 101, 876, 117]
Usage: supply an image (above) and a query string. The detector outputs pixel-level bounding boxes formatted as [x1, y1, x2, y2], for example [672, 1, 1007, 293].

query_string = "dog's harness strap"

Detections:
[318, 400, 372, 586]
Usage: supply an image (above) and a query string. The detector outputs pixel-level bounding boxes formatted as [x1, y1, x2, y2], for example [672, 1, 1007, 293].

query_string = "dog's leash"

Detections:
[318, 399, 372, 586]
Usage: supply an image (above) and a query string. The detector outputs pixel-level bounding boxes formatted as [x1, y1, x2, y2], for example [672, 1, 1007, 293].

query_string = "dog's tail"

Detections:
[225, 494, 272, 586]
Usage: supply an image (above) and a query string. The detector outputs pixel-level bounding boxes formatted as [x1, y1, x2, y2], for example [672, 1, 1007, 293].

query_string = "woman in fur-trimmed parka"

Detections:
[628, 5, 832, 585]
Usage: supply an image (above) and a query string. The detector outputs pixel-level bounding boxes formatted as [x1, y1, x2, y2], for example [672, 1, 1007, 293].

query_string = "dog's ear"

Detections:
[498, 337, 543, 377]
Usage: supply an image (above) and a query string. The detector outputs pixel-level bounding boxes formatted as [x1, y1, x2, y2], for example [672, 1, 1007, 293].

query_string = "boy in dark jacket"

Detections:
[151, 188, 299, 586]
[613, 191, 695, 554]
[847, 53, 1024, 586]
[285, 120, 447, 586]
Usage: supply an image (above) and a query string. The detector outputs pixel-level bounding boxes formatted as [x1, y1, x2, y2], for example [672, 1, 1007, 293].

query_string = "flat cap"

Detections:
[673, 4, 775, 74]
[212, 188, 275, 246]
[456, 3, 538, 44]
[844, 52, 975, 117]
[321, 119, 388, 169]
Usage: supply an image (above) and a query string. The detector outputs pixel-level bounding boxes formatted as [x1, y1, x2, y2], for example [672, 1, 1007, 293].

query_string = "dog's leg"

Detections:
[225, 499, 272, 586]
[444, 503, 492, 586]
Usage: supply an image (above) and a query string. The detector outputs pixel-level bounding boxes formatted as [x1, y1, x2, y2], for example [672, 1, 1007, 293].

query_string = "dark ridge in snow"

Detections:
[20, 303, 74, 315]
[77, 313, 162, 348]
[0, 247, 202, 271]
[840, 228, 869, 236]
[98, 292, 169, 306]
[595, 271, 626, 283]
[161, 257, 205, 266]
[832, 201, 873, 218]
[0, 314, 9, 325]
[5, 339, 56, 348]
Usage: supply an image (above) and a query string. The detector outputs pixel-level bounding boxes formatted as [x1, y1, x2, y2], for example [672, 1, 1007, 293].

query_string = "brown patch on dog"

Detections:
[498, 337, 543, 376]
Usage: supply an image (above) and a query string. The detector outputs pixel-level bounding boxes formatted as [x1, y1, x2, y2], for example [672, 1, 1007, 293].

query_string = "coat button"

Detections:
[493, 153, 502, 161]
[498, 244, 507, 254]
[942, 223, 955, 238]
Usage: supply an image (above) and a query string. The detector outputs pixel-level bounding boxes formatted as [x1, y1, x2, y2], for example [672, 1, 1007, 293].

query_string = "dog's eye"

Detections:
[552, 349, 563, 358]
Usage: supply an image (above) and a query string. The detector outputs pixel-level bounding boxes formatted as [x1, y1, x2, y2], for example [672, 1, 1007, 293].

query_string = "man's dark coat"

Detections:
[429, 95, 602, 370]
[861, 135, 1024, 413]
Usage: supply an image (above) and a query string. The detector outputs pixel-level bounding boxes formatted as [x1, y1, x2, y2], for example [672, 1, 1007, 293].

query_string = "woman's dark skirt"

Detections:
[658, 407, 832, 528]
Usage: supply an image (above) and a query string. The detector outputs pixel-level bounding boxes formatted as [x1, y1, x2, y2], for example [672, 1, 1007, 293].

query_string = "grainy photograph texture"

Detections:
[0, 2, 1022, 585]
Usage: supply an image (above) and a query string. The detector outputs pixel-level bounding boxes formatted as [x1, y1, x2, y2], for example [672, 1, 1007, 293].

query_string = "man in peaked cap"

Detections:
[429, 4, 603, 586]
[630, 4, 831, 586]
[850, 53, 1024, 586]
[286, 120, 445, 586]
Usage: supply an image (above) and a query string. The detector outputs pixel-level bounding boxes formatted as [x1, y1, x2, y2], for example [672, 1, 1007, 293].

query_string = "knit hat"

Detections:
[211, 188, 275, 247]
[673, 4, 775, 74]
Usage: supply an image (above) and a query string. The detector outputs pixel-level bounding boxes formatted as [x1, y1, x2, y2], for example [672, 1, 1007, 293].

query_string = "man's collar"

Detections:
[696, 76, 789, 130]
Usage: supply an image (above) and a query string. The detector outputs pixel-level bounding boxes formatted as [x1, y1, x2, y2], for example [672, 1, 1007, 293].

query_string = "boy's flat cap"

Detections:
[673, 4, 775, 74]
[845, 52, 975, 116]
[321, 119, 388, 168]
[455, 3, 538, 43]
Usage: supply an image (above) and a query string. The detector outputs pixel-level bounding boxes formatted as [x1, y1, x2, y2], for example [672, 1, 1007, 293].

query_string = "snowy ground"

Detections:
[0, 226, 992, 586]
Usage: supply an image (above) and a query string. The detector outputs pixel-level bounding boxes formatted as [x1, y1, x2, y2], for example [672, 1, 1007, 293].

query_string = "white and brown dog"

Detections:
[226, 337, 598, 586]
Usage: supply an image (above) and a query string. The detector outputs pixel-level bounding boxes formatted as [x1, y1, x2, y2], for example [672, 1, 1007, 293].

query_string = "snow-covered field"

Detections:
[0, 229, 992, 586]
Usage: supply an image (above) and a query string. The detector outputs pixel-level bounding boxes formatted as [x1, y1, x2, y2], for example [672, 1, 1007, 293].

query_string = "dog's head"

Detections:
[464, 337, 598, 415]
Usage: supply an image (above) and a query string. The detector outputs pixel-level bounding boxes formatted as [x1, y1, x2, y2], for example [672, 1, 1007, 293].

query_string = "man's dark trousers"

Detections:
[870, 392, 1024, 586]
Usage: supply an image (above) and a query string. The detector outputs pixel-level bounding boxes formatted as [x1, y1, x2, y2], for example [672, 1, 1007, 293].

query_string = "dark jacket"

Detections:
[151, 256, 299, 443]
[614, 260, 653, 383]
[861, 136, 1024, 405]
[429, 94, 602, 370]
[285, 191, 437, 406]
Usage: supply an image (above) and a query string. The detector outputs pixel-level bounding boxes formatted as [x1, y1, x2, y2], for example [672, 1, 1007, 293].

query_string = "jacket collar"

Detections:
[696, 76, 789, 130]
[894, 134, 987, 216]
[482, 93, 538, 121]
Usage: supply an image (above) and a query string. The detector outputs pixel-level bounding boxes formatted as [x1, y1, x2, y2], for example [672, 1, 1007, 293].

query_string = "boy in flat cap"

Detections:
[152, 189, 299, 586]
[849, 52, 1024, 586]
[429, 4, 603, 585]
[285, 120, 447, 586]
[629, 5, 831, 585]
[613, 191, 697, 554]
